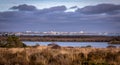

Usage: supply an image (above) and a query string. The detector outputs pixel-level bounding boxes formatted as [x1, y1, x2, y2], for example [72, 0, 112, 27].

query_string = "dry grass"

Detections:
[0, 46, 120, 65]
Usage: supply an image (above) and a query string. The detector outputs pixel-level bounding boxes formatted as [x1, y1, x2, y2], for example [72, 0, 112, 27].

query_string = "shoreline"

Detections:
[0, 35, 120, 42]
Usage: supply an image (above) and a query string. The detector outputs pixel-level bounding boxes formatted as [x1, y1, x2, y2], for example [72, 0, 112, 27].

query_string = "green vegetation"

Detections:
[0, 35, 26, 48]
[0, 35, 120, 65]
[109, 41, 120, 44]
[109, 37, 120, 44]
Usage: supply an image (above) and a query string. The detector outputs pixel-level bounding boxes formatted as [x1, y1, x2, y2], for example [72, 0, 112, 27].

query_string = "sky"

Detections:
[0, 0, 120, 33]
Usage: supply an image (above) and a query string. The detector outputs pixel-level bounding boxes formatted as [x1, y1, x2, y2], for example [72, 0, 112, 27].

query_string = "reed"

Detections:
[0, 46, 119, 65]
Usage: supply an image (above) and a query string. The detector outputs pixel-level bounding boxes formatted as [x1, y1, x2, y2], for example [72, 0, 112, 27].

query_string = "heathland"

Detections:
[0, 46, 120, 65]
[0, 35, 120, 65]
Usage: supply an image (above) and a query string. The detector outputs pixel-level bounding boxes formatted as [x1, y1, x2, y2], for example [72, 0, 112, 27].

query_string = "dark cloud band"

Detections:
[76, 4, 120, 14]
[0, 4, 120, 32]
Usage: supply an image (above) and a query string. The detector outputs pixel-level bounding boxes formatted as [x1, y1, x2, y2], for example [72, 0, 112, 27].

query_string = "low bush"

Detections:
[0, 35, 27, 48]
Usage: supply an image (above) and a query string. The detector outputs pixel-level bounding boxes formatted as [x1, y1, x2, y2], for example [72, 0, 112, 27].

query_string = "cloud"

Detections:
[69, 6, 78, 9]
[10, 4, 37, 11]
[76, 4, 120, 14]
[45, 5, 67, 12]
[0, 4, 120, 32]
[36, 5, 67, 14]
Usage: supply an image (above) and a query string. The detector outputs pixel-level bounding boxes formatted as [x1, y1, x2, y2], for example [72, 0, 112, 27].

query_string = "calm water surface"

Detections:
[23, 41, 120, 48]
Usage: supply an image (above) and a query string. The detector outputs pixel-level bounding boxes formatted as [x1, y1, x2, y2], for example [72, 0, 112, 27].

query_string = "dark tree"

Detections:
[0, 35, 27, 48]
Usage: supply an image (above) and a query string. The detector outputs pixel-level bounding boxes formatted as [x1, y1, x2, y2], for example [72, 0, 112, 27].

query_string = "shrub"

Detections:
[48, 42, 61, 49]
[107, 45, 116, 48]
[0, 35, 27, 48]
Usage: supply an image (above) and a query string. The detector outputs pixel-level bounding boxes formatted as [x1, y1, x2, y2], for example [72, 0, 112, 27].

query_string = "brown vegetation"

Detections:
[0, 46, 120, 65]
[0, 35, 120, 65]
[0, 35, 120, 42]
[109, 41, 120, 44]
[109, 37, 120, 44]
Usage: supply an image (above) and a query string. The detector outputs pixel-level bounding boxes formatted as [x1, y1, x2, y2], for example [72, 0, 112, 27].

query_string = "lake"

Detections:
[23, 41, 120, 48]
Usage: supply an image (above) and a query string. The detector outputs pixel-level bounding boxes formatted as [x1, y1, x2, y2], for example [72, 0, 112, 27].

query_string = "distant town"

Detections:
[0, 31, 120, 36]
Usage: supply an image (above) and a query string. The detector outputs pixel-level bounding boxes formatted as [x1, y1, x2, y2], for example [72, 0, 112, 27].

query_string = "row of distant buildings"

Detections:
[0, 31, 120, 36]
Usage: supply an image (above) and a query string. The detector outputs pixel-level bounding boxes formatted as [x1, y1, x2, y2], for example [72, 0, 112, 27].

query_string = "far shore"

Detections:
[0, 35, 120, 42]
